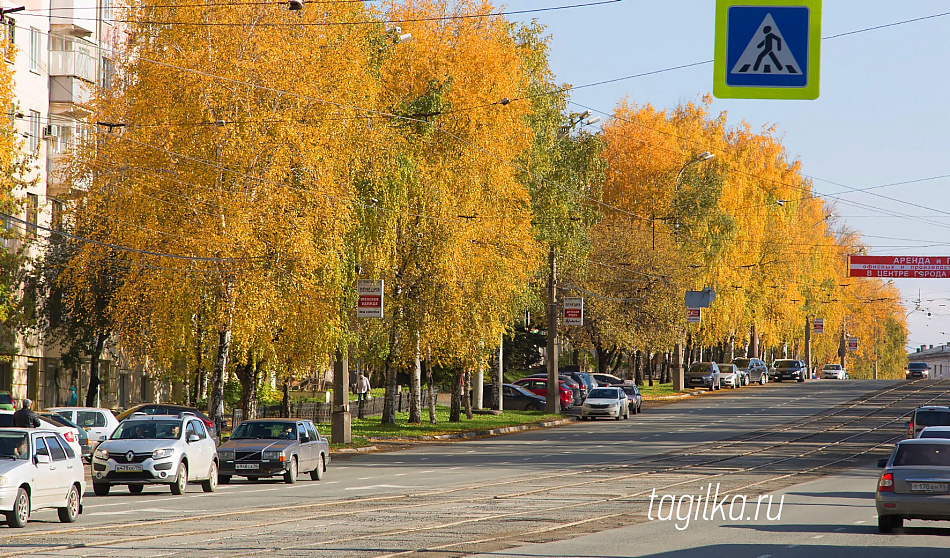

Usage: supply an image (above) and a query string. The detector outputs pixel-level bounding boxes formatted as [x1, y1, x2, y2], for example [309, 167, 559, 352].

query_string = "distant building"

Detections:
[908, 344, 950, 379]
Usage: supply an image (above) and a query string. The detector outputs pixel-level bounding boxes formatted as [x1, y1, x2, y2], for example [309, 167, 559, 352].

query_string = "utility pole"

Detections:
[494, 333, 503, 411]
[331, 350, 351, 444]
[804, 315, 811, 381]
[839, 318, 847, 371]
[546, 246, 560, 414]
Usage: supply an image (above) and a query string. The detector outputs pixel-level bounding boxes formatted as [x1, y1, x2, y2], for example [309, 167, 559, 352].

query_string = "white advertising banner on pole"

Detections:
[564, 297, 584, 326]
[686, 307, 702, 323]
[357, 280, 384, 318]
[813, 318, 824, 334]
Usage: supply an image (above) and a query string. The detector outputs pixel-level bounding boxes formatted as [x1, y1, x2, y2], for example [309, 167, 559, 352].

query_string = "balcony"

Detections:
[50, 0, 97, 37]
[49, 76, 92, 117]
[49, 49, 96, 83]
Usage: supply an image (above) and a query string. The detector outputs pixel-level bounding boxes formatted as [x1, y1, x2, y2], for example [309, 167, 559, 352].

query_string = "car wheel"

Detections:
[615, 411, 622, 421]
[58, 485, 80, 523]
[93, 483, 111, 496]
[878, 515, 898, 533]
[525, 403, 540, 411]
[171, 462, 188, 495]
[284, 457, 298, 484]
[6, 487, 29, 528]
[246, 476, 261, 482]
[218, 475, 231, 485]
[128, 484, 144, 495]
[638, 402, 643, 414]
[310, 455, 325, 481]
[760, 376, 766, 385]
[201, 461, 218, 492]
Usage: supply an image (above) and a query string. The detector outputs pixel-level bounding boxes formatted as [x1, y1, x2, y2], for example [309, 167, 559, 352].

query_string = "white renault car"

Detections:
[580, 387, 629, 420]
[0, 428, 84, 528]
[92, 413, 218, 496]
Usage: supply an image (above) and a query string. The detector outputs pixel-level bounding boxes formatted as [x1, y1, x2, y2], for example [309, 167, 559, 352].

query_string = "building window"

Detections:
[29, 27, 40, 72]
[50, 199, 63, 232]
[102, 0, 113, 20]
[26, 193, 38, 238]
[29, 110, 40, 153]
[100, 57, 113, 91]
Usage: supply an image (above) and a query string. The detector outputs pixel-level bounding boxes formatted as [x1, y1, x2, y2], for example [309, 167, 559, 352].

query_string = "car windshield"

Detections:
[893, 443, 950, 466]
[620, 386, 637, 395]
[774, 360, 797, 367]
[0, 393, 11, 406]
[920, 429, 950, 439]
[688, 363, 712, 372]
[915, 411, 950, 427]
[587, 388, 619, 399]
[823, 365, 841, 370]
[112, 420, 182, 440]
[231, 421, 298, 440]
[732, 359, 750, 368]
[0, 432, 29, 460]
[510, 385, 535, 397]
[908, 363, 930, 370]
[717, 364, 735, 372]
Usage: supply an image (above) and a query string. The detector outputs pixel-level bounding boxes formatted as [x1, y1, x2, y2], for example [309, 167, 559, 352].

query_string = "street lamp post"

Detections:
[672, 151, 714, 392]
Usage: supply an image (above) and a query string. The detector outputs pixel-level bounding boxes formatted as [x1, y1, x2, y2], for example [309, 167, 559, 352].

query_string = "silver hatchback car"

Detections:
[0, 429, 85, 528]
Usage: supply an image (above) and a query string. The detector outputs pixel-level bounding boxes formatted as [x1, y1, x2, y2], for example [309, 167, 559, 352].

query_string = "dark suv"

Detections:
[905, 362, 931, 380]
[771, 359, 808, 383]
[733, 357, 768, 385]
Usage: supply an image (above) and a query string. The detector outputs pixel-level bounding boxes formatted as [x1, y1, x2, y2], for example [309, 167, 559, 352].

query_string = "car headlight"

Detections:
[262, 451, 283, 461]
[0, 476, 9, 487]
[94, 448, 109, 460]
[218, 450, 234, 460]
[607, 403, 619, 409]
[152, 448, 175, 459]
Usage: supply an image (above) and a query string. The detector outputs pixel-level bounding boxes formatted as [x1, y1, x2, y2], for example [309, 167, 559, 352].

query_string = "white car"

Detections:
[48, 407, 120, 446]
[718, 363, 742, 388]
[580, 387, 629, 420]
[92, 413, 219, 495]
[0, 428, 84, 527]
[821, 364, 848, 379]
[0, 411, 84, 458]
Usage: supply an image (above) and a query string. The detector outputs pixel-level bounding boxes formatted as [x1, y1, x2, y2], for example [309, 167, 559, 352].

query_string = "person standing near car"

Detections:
[13, 398, 41, 428]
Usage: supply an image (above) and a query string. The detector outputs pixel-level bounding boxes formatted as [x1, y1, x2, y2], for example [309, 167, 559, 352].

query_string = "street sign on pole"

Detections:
[848, 337, 859, 352]
[849, 256, 950, 278]
[356, 280, 384, 318]
[564, 297, 584, 326]
[813, 318, 824, 334]
[686, 308, 702, 323]
[714, 0, 822, 100]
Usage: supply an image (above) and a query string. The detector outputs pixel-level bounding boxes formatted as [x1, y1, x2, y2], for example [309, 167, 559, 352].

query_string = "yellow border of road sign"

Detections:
[713, 0, 822, 100]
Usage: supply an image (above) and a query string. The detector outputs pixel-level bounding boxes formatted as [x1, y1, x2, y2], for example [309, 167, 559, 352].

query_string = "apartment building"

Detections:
[2, 0, 152, 410]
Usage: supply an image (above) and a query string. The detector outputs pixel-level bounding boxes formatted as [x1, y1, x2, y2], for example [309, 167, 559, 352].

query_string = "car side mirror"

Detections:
[904, 422, 910, 427]
[187, 434, 200, 443]
[300, 435, 310, 443]
[35, 453, 51, 464]
[877, 458, 888, 468]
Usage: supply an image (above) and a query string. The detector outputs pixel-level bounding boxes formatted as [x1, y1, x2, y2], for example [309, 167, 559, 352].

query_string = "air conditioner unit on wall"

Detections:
[42, 124, 57, 139]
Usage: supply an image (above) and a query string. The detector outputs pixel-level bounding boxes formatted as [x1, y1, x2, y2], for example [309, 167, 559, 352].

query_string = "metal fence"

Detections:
[255, 390, 435, 424]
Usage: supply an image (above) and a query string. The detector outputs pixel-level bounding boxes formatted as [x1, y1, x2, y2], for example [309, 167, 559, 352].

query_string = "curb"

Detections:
[367, 417, 579, 442]
[335, 446, 379, 453]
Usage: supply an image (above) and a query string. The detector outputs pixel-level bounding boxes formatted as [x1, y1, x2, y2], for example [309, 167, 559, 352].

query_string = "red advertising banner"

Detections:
[686, 308, 702, 323]
[850, 256, 950, 278]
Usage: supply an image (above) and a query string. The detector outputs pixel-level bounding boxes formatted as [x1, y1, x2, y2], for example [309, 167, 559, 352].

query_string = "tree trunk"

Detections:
[409, 333, 422, 424]
[84, 332, 108, 407]
[463, 369, 473, 420]
[450, 369, 462, 422]
[208, 325, 231, 425]
[381, 322, 399, 425]
[634, 350, 643, 386]
[645, 348, 654, 387]
[425, 358, 437, 424]
[281, 379, 290, 418]
[236, 352, 260, 420]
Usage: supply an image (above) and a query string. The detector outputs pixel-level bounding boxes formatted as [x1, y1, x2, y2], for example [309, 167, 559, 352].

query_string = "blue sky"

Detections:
[512, 0, 950, 351]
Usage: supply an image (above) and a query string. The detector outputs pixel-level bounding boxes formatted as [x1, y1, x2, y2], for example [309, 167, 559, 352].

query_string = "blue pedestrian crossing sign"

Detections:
[714, 0, 822, 100]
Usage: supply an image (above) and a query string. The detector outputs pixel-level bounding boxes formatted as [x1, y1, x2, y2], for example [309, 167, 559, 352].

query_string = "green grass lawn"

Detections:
[637, 382, 705, 400]
[346, 405, 562, 440]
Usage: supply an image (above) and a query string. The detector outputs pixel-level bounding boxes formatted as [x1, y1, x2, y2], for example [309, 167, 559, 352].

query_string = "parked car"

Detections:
[821, 363, 848, 380]
[483, 384, 546, 411]
[580, 387, 629, 420]
[48, 407, 120, 446]
[0, 391, 13, 411]
[524, 374, 583, 406]
[0, 411, 83, 458]
[40, 413, 91, 461]
[876, 438, 950, 532]
[905, 362, 931, 380]
[217, 419, 329, 484]
[718, 363, 742, 389]
[906, 406, 950, 438]
[557, 370, 591, 400]
[117, 404, 219, 444]
[618, 384, 642, 414]
[918, 426, 950, 439]
[685, 362, 721, 391]
[771, 359, 808, 382]
[591, 373, 626, 386]
[512, 378, 574, 409]
[91, 413, 219, 495]
[0, 428, 84, 527]
[732, 357, 768, 385]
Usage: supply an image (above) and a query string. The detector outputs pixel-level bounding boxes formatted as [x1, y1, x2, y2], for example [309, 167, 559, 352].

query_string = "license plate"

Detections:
[235, 463, 260, 470]
[115, 464, 143, 472]
[911, 482, 948, 493]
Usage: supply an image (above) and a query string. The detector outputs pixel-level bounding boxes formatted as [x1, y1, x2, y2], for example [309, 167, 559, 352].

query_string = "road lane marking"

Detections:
[854, 520, 866, 524]
[345, 484, 407, 491]
[834, 527, 846, 531]
[813, 535, 824, 539]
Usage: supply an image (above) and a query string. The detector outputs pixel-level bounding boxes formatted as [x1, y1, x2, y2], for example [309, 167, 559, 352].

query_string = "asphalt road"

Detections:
[1, 379, 935, 557]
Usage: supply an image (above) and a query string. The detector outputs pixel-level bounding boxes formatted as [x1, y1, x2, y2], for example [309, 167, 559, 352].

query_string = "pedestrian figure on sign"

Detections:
[754, 25, 783, 72]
